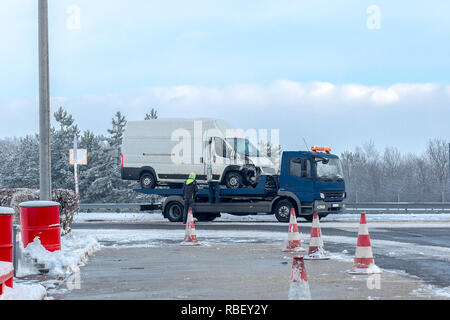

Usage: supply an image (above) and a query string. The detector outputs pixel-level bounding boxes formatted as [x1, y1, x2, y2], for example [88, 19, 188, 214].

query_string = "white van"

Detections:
[120, 118, 278, 189]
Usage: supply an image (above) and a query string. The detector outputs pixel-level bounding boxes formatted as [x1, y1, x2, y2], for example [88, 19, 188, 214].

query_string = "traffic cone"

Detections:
[283, 208, 306, 252]
[181, 208, 200, 246]
[347, 213, 381, 274]
[288, 256, 311, 300]
[304, 211, 330, 260]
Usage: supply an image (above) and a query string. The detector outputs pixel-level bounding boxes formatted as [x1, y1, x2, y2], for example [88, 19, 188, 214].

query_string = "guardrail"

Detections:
[78, 202, 450, 214]
[345, 202, 450, 214]
[78, 203, 161, 212]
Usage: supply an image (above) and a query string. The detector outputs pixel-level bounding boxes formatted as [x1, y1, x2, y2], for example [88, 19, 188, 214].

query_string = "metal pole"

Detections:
[39, 0, 52, 201]
[13, 225, 19, 278]
[73, 136, 79, 195]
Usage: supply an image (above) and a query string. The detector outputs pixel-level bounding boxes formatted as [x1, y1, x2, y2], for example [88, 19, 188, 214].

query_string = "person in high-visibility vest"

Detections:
[182, 172, 198, 224]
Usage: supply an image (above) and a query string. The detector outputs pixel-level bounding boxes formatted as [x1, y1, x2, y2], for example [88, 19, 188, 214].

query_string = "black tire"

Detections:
[140, 172, 156, 189]
[224, 171, 243, 189]
[165, 202, 184, 222]
[273, 199, 295, 223]
[194, 213, 218, 222]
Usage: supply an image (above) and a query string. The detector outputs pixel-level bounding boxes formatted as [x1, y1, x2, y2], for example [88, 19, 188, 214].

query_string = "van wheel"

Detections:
[165, 202, 183, 222]
[224, 172, 243, 189]
[140, 173, 156, 189]
[274, 199, 294, 223]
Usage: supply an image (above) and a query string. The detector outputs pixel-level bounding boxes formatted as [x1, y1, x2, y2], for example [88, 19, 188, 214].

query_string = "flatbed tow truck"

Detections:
[134, 147, 346, 223]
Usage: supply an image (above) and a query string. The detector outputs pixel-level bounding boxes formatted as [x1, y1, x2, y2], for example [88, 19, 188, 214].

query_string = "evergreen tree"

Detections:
[51, 107, 80, 191]
[145, 108, 158, 120]
[107, 111, 127, 165]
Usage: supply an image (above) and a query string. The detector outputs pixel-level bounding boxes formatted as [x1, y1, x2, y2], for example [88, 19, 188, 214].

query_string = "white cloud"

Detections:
[371, 88, 400, 105]
[2, 81, 449, 153]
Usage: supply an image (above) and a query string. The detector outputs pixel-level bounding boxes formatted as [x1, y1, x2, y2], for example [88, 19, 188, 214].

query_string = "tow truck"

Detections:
[134, 146, 346, 222]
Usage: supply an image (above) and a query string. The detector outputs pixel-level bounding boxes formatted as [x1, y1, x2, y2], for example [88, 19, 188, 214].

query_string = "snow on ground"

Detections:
[8, 210, 441, 300]
[3, 233, 100, 300]
[0, 282, 46, 300]
[74, 211, 450, 224]
[18, 233, 100, 277]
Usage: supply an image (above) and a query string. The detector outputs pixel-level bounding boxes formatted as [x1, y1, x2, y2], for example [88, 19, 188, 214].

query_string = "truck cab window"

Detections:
[290, 158, 311, 178]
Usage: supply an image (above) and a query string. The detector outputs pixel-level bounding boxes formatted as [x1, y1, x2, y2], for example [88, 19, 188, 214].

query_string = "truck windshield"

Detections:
[225, 138, 260, 157]
[315, 157, 344, 181]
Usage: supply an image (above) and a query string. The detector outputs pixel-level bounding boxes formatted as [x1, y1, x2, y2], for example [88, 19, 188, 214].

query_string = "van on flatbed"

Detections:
[121, 118, 278, 189]
[134, 147, 346, 222]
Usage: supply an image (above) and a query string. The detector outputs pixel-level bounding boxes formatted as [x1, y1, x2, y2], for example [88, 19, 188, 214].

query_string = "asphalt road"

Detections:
[72, 221, 450, 288]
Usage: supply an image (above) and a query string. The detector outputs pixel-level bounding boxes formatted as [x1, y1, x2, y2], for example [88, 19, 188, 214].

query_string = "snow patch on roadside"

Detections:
[0, 283, 46, 300]
[411, 285, 450, 299]
[74, 212, 450, 224]
[18, 233, 100, 277]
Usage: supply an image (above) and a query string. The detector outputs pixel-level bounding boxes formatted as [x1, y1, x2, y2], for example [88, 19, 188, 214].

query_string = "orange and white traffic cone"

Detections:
[304, 211, 330, 260]
[288, 256, 311, 300]
[347, 213, 381, 274]
[181, 208, 200, 246]
[283, 208, 306, 252]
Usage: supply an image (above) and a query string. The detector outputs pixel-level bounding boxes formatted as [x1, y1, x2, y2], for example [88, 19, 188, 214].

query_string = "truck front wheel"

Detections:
[274, 199, 295, 223]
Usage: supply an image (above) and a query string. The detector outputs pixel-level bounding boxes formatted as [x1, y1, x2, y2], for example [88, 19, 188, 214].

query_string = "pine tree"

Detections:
[145, 108, 158, 120]
[51, 107, 80, 191]
[107, 111, 127, 165]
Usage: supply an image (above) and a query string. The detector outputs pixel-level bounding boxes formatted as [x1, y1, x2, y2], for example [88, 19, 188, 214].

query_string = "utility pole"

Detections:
[38, 0, 52, 200]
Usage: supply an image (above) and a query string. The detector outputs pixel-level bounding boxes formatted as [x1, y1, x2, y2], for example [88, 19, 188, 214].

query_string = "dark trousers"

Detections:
[183, 199, 194, 223]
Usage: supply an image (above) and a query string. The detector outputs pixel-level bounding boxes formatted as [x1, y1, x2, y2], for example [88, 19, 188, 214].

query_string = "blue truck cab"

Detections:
[274, 148, 346, 221]
[134, 147, 346, 223]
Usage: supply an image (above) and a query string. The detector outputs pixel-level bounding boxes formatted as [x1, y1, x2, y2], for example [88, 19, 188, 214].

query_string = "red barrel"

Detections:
[20, 201, 61, 252]
[0, 207, 14, 288]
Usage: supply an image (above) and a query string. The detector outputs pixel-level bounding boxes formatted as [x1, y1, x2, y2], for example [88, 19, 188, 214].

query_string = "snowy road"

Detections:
[70, 213, 450, 293]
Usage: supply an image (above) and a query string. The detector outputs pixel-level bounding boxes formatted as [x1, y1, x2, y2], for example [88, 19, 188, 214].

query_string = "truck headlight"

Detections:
[317, 204, 326, 210]
[320, 192, 325, 199]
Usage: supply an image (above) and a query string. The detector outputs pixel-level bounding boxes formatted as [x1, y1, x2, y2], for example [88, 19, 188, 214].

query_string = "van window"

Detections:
[214, 137, 231, 158]
[290, 158, 311, 178]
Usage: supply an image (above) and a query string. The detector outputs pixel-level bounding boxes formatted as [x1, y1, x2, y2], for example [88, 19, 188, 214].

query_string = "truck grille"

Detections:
[323, 191, 344, 199]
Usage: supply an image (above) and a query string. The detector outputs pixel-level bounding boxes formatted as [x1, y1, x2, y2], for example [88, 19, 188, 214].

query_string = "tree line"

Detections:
[0, 107, 158, 203]
[341, 140, 449, 202]
[0, 107, 448, 203]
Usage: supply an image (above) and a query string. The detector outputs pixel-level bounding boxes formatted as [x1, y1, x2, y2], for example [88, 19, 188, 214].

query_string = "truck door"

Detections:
[283, 156, 315, 203]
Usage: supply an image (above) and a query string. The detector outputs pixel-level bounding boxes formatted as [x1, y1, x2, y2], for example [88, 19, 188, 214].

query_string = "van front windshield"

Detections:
[225, 138, 260, 157]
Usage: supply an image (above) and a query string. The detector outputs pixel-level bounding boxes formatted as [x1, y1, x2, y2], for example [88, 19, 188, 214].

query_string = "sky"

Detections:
[0, 0, 449, 154]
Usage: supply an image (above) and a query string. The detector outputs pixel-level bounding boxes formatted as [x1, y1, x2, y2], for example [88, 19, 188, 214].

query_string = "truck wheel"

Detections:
[140, 172, 156, 189]
[165, 202, 183, 222]
[224, 171, 243, 189]
[274, 200, 294, 223]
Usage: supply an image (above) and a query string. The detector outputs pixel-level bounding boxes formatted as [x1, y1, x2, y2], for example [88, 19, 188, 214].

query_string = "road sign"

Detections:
[70, 149, 87, 165]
